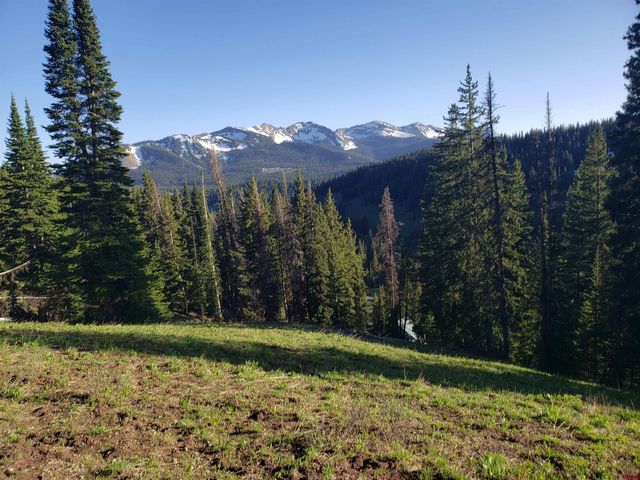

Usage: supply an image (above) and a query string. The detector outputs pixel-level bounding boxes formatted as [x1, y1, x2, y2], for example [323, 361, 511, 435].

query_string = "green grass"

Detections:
[0, 321, 638, 479]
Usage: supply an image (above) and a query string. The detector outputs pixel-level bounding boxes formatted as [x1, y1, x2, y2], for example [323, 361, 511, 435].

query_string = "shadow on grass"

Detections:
[0, 325, 637, 408]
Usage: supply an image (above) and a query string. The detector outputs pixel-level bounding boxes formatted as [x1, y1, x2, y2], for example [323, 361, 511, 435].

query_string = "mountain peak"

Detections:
[124, 119, 442, 185]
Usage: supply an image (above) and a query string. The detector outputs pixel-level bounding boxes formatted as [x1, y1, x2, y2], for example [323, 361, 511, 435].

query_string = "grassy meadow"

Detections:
[0, 321, 638, 479]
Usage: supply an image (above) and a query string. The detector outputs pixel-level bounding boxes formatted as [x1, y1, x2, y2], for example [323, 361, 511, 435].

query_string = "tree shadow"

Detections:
[0, 325, 637, 408]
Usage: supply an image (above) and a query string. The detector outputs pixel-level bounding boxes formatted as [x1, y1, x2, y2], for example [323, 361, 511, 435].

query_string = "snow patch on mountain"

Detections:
[340, 121, 414, 139]
[335, 130, 358, 150]
[123, 146, 143, 169]
[399, 122, 442, 139]
[245, 123, 293, 144]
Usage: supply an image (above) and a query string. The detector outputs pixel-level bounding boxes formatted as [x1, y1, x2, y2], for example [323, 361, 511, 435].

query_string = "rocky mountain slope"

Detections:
[123, 121, 442, 186]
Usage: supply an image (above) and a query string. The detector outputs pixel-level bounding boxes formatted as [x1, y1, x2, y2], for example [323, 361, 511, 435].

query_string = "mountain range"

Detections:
[123, 120, 442, 186]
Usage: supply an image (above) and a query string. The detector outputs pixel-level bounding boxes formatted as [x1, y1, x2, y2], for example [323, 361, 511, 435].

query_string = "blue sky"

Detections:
[0, 0, 636, 153]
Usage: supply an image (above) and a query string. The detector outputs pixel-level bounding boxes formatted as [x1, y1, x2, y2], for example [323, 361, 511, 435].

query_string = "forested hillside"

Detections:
[318, 119, 615, 247]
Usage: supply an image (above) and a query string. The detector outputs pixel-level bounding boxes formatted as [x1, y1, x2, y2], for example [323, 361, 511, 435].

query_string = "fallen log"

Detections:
[0, 260, 32, 278]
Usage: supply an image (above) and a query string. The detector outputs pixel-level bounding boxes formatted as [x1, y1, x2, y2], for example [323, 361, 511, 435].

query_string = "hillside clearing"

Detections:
[0, 322, 638, 479]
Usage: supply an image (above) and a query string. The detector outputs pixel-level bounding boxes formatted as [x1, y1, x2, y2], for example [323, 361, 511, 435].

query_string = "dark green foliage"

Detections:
[240, 177, 280, 322]
[137, 171, 188, 314]
[43, 0, 168, 322]
[558, 128, 614, 378]
[502, 159, 538, 365]
[419, 68, 537, 360]
[190, 182, 223, 320]
[420, 67, 492, 352]
[0, 98, 59, 317]
[301, 185, 332, 324]
[209, 151, 250, 321]
[324, 191, 368, 328]
[319, 121, 614, 248]
[607, 6, 640, 388]
[270, 185, 295, 322]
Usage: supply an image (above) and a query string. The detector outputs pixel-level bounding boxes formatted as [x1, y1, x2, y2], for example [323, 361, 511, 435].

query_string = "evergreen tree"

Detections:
[290, 170, 311, 321]
[0, 98, 59, 317]
[1, 98, 31, 264]
[0, 165, 7, 272]
[209, 151, 249, 320]
[138, 171, 188, 314]
[503, 158, 538, 365]
[607, 6, 640, 386]
[372, 286, 389, 334]
[270, 185, 294, 321]
[43, 0, 167, 322]
[240, 177, 279, 322]
[528, 96, 562, 370]
[375, 187, 400, 333]
[351, 233, 369, 330]
[421, 67, 491, 351]
[180, 186, 204, 314]
[192, 179, 223, 320]
[324, 190, 358, 327]
[303, 184, 332, 324]
[43, 0, 80, 162]
[558, 128, 614, 377]
[484, 74, 509, 358]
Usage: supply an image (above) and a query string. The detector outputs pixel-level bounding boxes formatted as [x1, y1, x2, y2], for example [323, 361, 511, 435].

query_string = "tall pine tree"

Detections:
[558, 127, 614, 377]
[43, 0, 167, 321]
[607, 4, 640, 387]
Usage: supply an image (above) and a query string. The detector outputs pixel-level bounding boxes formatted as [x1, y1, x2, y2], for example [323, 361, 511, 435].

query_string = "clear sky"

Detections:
[0, 0, 636, 153]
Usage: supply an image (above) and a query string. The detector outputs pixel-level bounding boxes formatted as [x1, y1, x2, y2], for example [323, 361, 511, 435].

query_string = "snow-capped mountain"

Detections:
[124, 120, 442, 186]
[327, 121, 441, 141]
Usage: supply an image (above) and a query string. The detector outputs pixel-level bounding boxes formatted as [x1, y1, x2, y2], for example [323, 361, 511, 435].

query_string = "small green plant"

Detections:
[322, 464, 335, 479]
[477, 453, 509, 479]
[0, 381, 24, 401]
[90, 425, 106, 436]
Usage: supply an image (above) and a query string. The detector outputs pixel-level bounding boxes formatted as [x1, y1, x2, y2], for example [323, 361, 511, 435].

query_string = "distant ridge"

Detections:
[123, 120, 442, 186]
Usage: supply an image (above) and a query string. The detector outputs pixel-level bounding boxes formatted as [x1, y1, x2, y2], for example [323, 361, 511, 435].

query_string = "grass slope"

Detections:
[0, 322, 638, 479]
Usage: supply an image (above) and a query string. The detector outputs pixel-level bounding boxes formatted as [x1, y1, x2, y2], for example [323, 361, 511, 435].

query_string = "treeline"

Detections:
[133, 160, 369, 326]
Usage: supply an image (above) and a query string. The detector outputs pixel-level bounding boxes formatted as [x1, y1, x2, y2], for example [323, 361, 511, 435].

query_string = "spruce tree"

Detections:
[290, 170, 311, 321]
[0, 165, 7, 272]
[192, 179, 223, 320]
[558, 127, 614, 377]
[421, 101, 468, 345]
[240, 177, 279, 322]
[271, 185, 294, 321]
[0, 98, 59, 316]
[502, 158, 538, 365]
[421, 67, 491, 350]
[607, 4, 640, 387]
[303, 184, 332, 324]
[180, 186, 204, 314]
[43, 0, 168, 321]
[484, 74, 509, 358]
[138, 171, 189, 314]
[1, 98, 31, 264]
[324, 190, 357, 327]
[209, 151, 249, 320]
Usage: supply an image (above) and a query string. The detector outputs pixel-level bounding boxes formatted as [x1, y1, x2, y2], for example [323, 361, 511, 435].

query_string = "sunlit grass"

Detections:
[0, 321, 637, 478]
